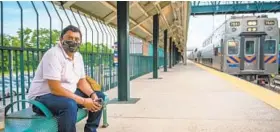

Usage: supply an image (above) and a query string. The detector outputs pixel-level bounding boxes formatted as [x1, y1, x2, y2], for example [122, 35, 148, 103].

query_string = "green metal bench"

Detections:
[4, 94, 109, 132]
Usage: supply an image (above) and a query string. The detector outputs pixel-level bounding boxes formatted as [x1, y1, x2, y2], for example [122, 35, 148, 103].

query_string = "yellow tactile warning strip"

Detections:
[194, 62, 280, 110]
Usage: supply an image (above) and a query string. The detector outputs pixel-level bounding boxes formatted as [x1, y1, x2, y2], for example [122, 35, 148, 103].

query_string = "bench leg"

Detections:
[101, 105, 109, 128]
[102, 95, 109, 128]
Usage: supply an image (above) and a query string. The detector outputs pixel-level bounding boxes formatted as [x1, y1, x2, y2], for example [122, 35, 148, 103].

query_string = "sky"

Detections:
[2, 1, 117, 47]
[2, 1, 280, 53]
[2, 1, 147, 53]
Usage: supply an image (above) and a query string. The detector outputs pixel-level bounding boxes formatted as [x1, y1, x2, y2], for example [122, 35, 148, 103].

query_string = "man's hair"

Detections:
[60, 25, 82, 40]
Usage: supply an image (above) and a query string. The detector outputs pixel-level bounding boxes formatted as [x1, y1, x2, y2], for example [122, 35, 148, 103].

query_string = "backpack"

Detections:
[85, 75, 101, 91]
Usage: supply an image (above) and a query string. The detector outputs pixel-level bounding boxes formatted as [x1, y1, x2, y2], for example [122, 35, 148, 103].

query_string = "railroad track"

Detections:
[229, 77, 280, 94]
[263, 77, 280, 94]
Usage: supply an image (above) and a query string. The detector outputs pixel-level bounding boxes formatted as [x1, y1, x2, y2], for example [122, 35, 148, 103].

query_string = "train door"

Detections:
[243, 37, 259, 70]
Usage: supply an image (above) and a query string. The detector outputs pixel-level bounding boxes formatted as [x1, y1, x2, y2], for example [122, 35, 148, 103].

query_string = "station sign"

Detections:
[112, 42, 118, 67]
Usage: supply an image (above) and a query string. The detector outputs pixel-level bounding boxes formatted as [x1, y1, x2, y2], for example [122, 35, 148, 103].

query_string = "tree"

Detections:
[0, 28, 114, 72]
[30, 28, 61, 49]
[79, 42, 113, 66]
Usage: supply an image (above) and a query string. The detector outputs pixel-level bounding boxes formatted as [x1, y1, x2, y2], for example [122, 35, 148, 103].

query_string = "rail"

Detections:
[0, 1, 165, 113]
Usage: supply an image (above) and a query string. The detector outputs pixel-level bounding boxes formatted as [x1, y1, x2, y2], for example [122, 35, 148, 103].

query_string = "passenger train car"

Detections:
[189, 15, 279, 85]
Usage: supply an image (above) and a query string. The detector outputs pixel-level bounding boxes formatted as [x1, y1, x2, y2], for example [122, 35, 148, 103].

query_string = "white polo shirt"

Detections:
[28, 44, 85, 100]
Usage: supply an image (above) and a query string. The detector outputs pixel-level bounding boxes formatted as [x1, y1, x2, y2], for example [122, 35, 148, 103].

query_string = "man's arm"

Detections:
[77, 78, 95, 98]
[77, 54, 97, 100]
[48, 80, 85, 105]
[48, 79, 101, 112]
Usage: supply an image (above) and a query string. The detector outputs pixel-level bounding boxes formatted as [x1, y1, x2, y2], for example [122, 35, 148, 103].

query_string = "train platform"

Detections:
[77, 60, 280, 132]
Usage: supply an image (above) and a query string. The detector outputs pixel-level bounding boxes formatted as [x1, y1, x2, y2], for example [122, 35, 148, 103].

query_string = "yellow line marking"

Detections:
[194, 62, 280, 110]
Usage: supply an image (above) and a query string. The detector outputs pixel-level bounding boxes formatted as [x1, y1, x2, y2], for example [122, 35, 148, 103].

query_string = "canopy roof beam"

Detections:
[100, 1, 152, 36]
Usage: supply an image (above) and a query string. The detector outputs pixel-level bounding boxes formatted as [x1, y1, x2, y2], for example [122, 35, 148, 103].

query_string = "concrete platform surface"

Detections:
[77, 61, 280, 132]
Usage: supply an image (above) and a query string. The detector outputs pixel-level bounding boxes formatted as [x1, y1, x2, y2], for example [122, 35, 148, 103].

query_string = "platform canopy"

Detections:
[53, 1, 191, 53]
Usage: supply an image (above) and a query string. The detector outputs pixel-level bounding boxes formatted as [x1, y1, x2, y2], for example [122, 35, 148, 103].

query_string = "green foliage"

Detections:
[79, 42, 112, 53]
[0, 28, 113, 72]
[79, 42, 113, 66]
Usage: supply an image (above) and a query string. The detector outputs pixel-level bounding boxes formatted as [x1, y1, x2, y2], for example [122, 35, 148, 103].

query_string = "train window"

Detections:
[264, 40, 276, 54]
[245, 41, 255, 55]
[228, 40, 239, 55]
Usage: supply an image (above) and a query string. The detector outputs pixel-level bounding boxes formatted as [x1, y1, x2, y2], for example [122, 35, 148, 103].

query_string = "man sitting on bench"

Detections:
[28, 25, 104, 132]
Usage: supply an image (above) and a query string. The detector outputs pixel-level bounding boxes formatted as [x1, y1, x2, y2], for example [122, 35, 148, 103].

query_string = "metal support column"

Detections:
[117, 1, 129, 101]
[175, 46, 178, 64]
[169, 37, 172, 68]
[172, 42, 175, 66]
[110, 1, 139, 104]
[176, 47, 178, 64]
[163, 29, 167, 72]
[153, 14, 159, 78]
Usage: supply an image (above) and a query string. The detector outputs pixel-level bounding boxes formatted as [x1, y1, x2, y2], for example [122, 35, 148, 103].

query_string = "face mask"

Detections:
[62, 40, 80, 53]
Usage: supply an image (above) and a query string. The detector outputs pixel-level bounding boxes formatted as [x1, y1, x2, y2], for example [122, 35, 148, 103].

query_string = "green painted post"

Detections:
[101, 94, 109, 128]
[177, 47, 179, 64]
[117, 1, 130, 101]
[175, 47, 177, 64]
[1, 1, 6, 106]
[169, 37, 172, 68]
[164, 30, 167, 72]
[174, 44, 177, 65]
[175, 46, 178, 64]
[17, 2, 26, 109]
[153, 14, 159, 78]
[172, 42, 175, 66]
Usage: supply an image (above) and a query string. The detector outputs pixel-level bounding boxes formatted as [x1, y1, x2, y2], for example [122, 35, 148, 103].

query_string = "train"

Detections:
[188, 15, 279, 85]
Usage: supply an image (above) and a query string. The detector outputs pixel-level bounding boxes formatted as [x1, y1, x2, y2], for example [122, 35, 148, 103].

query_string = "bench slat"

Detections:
[5, 108, 88, 132]
[6, 108, 88, 122]
[5, 118, 58, 132]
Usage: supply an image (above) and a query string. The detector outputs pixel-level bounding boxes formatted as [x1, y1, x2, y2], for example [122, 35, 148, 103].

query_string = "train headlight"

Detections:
[247, 27, 257, 32]
[265, 20, 275, 25]
[232, 28, 237, 32]
[247, 20, 257, 26]
[230, 21, 240, 27]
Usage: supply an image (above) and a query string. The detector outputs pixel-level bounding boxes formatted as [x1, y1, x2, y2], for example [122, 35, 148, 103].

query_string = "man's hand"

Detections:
[90, 92, 98, 101]
[83, 98, 102, 112]
[91, 93, 103, 109]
